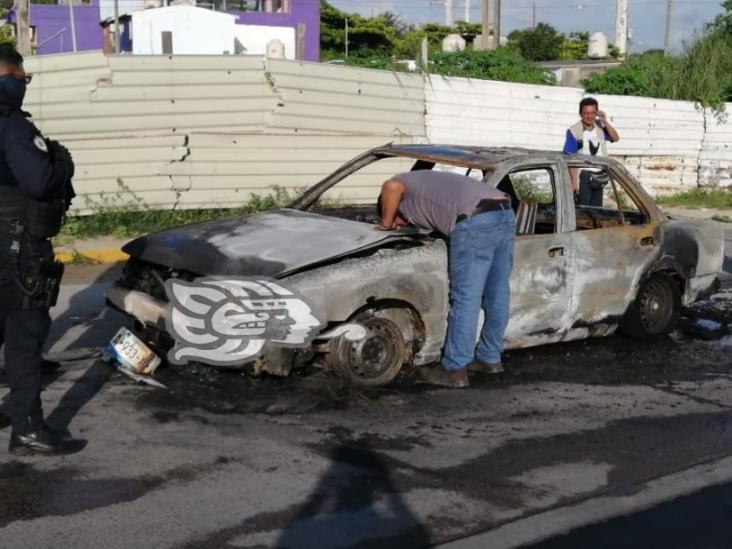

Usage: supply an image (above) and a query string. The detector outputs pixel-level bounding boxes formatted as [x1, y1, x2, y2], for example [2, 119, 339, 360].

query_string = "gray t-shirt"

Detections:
[393, 170, 506, 236]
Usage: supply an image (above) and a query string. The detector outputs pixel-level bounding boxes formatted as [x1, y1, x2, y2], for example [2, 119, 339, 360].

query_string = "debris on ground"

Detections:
[679, 317, 728, 340]
[115, 365, 168, 390]
[681, 288, 732, 339]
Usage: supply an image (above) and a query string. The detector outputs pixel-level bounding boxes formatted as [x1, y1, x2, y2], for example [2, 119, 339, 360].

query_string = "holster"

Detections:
[17, 258, 64, 311]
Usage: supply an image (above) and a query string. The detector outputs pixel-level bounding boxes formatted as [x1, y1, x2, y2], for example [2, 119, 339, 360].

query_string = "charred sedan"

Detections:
[106, 145, 725, 386]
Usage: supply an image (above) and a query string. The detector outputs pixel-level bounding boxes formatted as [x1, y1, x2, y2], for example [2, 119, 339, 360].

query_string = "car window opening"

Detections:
[570, 165, 648, 231]
[498, 168, 557, 236]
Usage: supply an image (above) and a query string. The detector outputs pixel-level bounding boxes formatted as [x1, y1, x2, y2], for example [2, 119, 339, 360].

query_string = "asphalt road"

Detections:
[0, 229, 730, 548]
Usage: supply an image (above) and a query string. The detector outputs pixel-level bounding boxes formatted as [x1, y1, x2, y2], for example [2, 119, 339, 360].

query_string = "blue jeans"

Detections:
[441, 208, 516, 371]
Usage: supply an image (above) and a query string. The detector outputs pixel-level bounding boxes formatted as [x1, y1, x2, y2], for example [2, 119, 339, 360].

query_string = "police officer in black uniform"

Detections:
[0, 45, 85, 455]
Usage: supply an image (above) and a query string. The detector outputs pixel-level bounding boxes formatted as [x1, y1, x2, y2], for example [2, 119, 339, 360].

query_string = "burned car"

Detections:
[107, 145, 725, 386]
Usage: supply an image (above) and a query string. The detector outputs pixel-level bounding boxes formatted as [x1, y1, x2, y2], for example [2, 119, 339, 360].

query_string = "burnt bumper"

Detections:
[106, 282, 167, 330]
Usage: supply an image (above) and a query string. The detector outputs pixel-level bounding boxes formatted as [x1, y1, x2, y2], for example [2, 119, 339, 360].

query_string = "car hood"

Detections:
[122, 209, 412, 278]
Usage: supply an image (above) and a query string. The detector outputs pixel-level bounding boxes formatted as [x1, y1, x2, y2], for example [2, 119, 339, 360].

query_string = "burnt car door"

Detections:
[567, 163, 660, 334]
[493, 162, 578, 348]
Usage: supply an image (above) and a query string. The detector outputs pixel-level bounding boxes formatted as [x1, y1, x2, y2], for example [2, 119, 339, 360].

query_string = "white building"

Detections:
[234, 24, 295, 59]
[131, 5, 238, 55]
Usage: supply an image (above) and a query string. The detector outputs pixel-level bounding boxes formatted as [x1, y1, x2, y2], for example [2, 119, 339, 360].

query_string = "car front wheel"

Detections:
[325, 313, 407, 387]
[620, 275, 681, 337]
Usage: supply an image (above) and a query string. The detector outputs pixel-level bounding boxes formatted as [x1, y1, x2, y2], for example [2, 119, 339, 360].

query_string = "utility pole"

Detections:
[16, 0, 31, 55]
[445, 0, 453, 26]
[114, 0, 120, 53]
[532, 2, 537, 29]
[481, 0, 489, 49]
[492, 0, 501, 48]
[464, 0, 470, 24]
[615, 0, 628, 57]
[344, 17, 349, 58]
[664, 0, 673, 55]
[68, 0, 78, 52]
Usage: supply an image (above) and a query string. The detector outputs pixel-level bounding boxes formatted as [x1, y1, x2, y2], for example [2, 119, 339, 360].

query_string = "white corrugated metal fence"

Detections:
[19, 52, 732, 213]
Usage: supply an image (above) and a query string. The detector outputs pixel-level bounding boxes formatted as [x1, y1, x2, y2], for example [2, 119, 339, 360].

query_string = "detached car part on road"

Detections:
[106, 145, 725, 386]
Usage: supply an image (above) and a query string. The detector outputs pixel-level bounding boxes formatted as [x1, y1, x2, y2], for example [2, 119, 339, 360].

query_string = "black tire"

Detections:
[620, 275, 681, 337]
[325, 313, 406, 387]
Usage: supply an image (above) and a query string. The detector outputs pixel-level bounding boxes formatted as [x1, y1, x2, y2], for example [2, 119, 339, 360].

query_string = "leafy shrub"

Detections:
[507, 23, 564, 61]
[429, 48, 553, 85]
[583, 51, 680, 97]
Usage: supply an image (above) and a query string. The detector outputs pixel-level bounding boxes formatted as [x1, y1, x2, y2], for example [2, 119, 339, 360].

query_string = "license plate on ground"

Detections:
[108, 327, 162, 375]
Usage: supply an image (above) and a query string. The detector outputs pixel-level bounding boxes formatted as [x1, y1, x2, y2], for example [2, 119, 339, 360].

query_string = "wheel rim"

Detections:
[639, 279, 674, 333]
[337, 317, 404, 381]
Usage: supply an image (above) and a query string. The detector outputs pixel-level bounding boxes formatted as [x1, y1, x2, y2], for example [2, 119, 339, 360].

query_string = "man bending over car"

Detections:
[376, 170, 516, 388]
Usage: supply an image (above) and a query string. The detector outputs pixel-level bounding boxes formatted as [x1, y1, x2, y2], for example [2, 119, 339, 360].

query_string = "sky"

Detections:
[329, 0, 727, 53]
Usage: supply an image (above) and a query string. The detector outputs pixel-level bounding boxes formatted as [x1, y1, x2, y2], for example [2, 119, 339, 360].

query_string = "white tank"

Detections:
[442, 34, 466, 53]
[266, 39, 286, 59]
[588, 32, 609, 59]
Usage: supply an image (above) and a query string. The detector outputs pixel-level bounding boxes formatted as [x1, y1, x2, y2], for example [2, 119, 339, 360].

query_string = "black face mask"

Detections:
[0, 75, 27, 109]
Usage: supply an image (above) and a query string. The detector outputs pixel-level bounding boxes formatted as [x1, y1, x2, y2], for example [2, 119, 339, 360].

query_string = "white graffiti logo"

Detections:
[165, 277, 329, 367]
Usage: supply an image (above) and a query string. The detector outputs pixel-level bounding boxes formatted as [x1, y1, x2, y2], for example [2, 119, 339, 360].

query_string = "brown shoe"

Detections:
[468, 360, 504, 374]
[418, 364, 469, 388]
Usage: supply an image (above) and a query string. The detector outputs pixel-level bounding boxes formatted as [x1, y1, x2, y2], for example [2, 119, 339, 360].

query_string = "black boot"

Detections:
[9, 425, 87, 456]
[41, 359, 61, 375]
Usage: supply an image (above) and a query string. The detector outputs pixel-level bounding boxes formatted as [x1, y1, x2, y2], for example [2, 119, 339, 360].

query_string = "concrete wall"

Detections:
[20, 52, 732, 214]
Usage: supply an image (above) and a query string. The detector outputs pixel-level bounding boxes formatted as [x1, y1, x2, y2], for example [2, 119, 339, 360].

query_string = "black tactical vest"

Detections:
[0, 185, 27, 225]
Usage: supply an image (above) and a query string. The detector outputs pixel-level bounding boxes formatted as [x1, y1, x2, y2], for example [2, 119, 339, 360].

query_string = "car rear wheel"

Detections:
[325, 313, 406, 387]
[620, 275, 680, 337]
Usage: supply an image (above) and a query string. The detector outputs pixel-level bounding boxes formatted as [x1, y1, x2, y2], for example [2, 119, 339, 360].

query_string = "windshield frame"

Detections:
[288, 147, 498, 211]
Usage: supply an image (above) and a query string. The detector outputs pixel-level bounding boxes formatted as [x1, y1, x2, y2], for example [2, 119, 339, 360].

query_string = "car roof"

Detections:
[374, 143, 608, 169]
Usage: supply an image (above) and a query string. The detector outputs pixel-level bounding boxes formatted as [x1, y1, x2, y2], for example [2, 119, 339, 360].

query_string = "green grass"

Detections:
[655, 188, 732, 209]
[61, 188, 293, 239]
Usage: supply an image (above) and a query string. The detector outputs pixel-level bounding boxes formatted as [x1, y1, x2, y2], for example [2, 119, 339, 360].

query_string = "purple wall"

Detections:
[13, 1, 319, 60]
[27, 2, 104, 55]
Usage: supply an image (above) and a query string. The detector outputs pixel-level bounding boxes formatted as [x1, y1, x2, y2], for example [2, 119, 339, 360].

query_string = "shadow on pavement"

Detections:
[275, 442, 431, 549]
[45, 262, 128, 352]
[45, 359, 115, 435]
[522, 480, 732, 549]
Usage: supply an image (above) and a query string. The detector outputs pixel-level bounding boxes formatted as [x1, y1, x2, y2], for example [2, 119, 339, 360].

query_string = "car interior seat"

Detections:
[516, 200, 538, 235]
